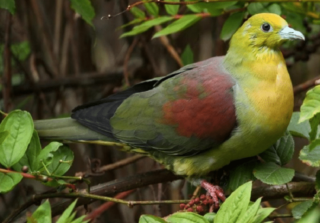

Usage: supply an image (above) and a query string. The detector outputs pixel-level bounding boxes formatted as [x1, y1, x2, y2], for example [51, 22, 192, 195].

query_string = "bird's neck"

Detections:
[223, 42, 285, 82]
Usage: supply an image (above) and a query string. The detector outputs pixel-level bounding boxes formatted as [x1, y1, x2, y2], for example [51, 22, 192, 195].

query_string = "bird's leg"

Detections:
[200, 180, 226, 210]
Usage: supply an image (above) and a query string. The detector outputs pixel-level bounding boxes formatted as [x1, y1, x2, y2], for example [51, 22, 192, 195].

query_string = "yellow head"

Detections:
[230, 13, 305, 50]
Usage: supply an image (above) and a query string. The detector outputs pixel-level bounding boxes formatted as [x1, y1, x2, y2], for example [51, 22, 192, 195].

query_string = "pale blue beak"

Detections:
[279, 26, 305, 41]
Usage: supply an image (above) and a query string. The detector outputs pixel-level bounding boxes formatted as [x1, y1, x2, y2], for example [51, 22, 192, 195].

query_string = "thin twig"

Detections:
[54, 0, 63, 58]
[294, 75, 320, 95]
[5, 169, 181, 222]
[0, 168, 78, 190]
[124, 37, 139, 86]
[3, 12, 12, 112]
[192, 186, 202, 199]
[30, 0, 60, 77]
[98, 154, 146, 172]
[7, 71, 123, 97]
[268, 214, 293, 219]
[84, 190, 135, 221]
[155, 25, 183, 67]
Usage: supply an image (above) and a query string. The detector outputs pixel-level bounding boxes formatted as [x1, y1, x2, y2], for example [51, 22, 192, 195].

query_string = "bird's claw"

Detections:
[201, 180, 226, 212]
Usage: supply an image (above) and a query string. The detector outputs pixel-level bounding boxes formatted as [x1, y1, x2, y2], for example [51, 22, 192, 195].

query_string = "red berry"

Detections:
[196, 206, 204, 213]
[179, 204, 185, 209]
[202, 200, 208, 205]
[194, 198, 200, 204]
[200, 194, 206, 200]
[189, 200, 195, 206]
[208, 199, 214, 205]
[187, 208, 193, 212]
[185, 204, 189, 209]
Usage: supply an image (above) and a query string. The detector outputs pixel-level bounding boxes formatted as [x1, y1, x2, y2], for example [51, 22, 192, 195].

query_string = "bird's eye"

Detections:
[261, 23, 271, 32]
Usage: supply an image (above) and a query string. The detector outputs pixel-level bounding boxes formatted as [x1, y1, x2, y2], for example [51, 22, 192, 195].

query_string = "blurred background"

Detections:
[1, 0, 320, 222]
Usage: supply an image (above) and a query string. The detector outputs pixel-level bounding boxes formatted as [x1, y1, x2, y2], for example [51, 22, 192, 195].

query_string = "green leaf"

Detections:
[259, 131, 294, 166]
[70, 0, 95, 26]
[153, 15, 201, 38]
[247, 3, 269, 15]
[121, 17, 174, 38]
[282, 10, 306, 34]
[35, 142, 63, 172]
[0, 110, 34, 167]
[12, 130, 41, 173]
[228, 160, 257, 191]
[186, 1, 236, 14]
[288, 112, 311, 139]
[143, 0, 159, 16]
[253, 162, 294, 185]
[292, 200, 314, 219]
[309, 114, 320, 141]
[167, 212, 209, 223]
[28, 200, 52, 223]
[130, 7, 146, 19]
[203, 213, 216, 223]
[57, 199, 78, 223]
[236, 197, 261, 223]
[72, 215, 89, 223]
[299, 139, 320, 167]
[220, 11, 245, 41]
[0, 172, 22, 193]
[11, 41, 31, 61]
[0, 131, 9, 144]
[181, 45, 194, 66]
[120, 18, 144, 29]
[268, 3, 282, 15]
[210, 2, 237, 9]
[139, 214, 166, 223]
[215, 181, 252, 223]
[299, 86, 320, 123]
[0, 0, 15, 14]
[45, 145, 74, 176]
[297, 204, 320, 223]
[164, 0, 179, 16]
[251, 208, 275, 223]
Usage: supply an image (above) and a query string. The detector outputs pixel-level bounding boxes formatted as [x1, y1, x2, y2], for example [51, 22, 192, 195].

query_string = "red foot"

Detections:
[201, 180, 226, 211]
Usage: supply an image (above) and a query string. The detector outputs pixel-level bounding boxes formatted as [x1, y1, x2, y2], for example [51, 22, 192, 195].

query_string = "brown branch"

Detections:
[7, 71, 124, 97]
[5, 168, 316, 223]
[155, 26, 183, 67]
[0, 168, 77, 191]
[30, 0, 60, 77]
[98, 155, 146, 172]
[5, 169, 180, 223]
[294, 76, 320, 95]
[2, 12, 12, 112]
[84, 190, 135, 221]
[124, 38, 139, 86]
[251, 182, 315, 201]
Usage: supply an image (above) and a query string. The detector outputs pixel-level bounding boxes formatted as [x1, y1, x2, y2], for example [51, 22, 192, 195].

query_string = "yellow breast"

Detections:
[244, 53, 293, 135]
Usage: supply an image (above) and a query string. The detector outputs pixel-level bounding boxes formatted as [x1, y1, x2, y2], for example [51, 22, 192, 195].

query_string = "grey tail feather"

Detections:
[34, 117, 115, 142]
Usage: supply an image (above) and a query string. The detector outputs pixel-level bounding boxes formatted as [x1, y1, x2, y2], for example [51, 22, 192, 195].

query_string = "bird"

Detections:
[35, 13, 304, 207]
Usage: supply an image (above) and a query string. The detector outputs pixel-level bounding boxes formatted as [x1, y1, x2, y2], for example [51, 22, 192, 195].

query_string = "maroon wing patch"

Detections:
[162, 59, 236, 143]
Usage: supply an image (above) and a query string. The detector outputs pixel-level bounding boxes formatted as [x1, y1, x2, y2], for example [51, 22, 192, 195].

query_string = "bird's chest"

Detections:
[235, 63, 293, 146]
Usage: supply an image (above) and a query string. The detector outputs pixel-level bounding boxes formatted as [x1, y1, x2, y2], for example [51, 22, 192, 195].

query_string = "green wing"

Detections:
[72, 57, 237, 156]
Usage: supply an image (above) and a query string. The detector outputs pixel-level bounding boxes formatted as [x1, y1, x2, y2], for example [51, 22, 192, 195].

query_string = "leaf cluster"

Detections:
[27, 199, 88, 223]
[0, 110, 74, 192]
[139, 182, 274, 223]
[119, 1, 320, 41]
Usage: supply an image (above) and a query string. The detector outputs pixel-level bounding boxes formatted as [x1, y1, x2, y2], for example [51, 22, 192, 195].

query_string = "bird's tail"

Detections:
[34, 117, 149, 153]
[34, 117, 115, 143]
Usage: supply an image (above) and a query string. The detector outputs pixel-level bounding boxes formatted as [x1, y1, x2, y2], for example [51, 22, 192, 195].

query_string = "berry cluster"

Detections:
[179, 194, 216, 214]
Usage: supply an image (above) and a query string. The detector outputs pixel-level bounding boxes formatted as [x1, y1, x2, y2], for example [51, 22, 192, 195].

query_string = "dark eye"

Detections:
[261, 23, 271, 32]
